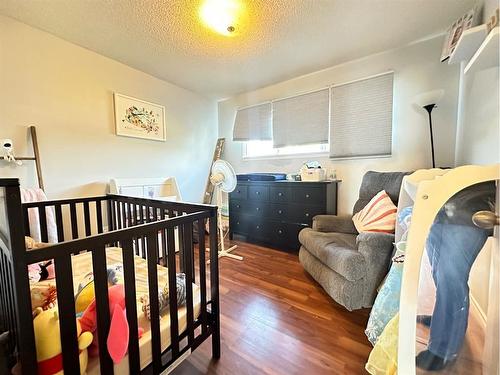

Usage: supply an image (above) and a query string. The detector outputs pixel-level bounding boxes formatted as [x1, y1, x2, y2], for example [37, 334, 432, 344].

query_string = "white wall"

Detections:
[218, 36, 460, 214]
[455, 0, 500, 320]
[0, 15, 218, 202]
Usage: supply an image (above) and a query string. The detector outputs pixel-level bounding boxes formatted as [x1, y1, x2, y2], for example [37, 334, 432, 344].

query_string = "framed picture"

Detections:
[441, 6, 480, 62]
[114, 93, 166, 141]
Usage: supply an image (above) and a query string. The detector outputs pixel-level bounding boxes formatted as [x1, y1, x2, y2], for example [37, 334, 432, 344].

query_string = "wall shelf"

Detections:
[448, 24, 488, 65]
[464, 27, 499, 74]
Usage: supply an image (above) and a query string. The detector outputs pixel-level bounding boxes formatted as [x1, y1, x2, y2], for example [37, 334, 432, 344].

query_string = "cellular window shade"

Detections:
[330, 73, 394, 158]
[272, 88, 329, 147]
[233, 103, 272, 141]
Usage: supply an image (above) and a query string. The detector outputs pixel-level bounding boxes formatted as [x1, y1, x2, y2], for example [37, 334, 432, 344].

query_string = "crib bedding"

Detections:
[30, 247, 201, 374]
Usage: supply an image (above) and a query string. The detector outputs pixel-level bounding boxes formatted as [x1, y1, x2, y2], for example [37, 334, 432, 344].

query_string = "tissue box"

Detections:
[300, 168, 326, 181]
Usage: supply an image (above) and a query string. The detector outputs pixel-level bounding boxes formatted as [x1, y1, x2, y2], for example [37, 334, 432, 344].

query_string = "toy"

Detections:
[33, 307, 93, 375]
[79, 284, 143, 364]
[75, 265, 123, 315]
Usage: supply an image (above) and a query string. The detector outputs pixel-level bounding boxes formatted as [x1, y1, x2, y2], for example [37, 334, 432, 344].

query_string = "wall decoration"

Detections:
[114, 93, 166, 141]
[441, 6, 480, 62]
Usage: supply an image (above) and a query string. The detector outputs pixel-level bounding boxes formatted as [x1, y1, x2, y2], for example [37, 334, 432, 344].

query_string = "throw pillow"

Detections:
[352, 190, 397, 233]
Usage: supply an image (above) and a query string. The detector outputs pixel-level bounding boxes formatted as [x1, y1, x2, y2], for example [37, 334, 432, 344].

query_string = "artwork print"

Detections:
[114, 93, 166, 141]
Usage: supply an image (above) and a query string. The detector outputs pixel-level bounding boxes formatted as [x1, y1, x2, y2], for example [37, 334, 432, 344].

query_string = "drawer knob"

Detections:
[236, 205, 240, 208]
[256, 191, 260, 195]
[305, 194, 310, 198]
[256, 225, 260, 229]
[237, 190, 241, 193]
[236, 221, 240, 225]
[305, 213, 310, 217]
[278, 210, 283, 214]
[278, 192, 283, 196]
[278, 229, 283, 234]
[256, 207, 260, 211]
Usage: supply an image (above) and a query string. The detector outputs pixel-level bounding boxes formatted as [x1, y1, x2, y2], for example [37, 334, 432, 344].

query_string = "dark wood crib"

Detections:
[0, 178, 220, 374]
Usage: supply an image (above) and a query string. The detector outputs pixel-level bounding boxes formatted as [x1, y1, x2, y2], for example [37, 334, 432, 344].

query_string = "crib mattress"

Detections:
[32, 247, 201, 374]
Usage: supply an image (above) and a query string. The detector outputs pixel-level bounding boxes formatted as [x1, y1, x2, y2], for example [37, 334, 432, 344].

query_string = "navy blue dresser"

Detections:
[229, 180, 339, 252]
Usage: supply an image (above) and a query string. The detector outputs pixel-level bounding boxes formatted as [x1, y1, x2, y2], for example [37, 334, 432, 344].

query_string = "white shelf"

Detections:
[465, 27, 499, 74]
[448, 24, 488, 65]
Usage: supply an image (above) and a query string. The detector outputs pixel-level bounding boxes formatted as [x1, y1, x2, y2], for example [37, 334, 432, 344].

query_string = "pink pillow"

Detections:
[352, 190, 397, 233]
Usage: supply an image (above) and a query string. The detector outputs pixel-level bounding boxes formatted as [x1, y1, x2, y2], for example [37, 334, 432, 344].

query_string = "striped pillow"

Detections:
[352, 190, 397, 233]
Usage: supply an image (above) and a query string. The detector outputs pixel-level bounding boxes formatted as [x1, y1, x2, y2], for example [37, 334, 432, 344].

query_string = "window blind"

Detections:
[232, 103, 272, 141]
[330, 72, 393, 158]
[272, 88, 329, 148]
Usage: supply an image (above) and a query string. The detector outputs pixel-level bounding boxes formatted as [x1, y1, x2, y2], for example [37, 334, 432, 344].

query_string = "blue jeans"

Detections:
[425, 221, 489, 360]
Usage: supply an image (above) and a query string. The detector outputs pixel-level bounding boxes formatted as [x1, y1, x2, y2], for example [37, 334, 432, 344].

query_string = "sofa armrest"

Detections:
[356, 232, 395, 305]
[312, 215, 358, 234]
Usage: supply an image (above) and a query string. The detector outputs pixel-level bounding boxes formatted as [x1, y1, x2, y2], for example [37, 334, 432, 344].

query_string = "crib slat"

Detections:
[166, 227, 179, 357]
[146, 233, 162, 373]
[55, 204, 64, 242]
[122, 238, 140, 373]
[107, 199, 114, 232]
[38, 206, 48, 243]
[23, 207, 30, 237]
[54, 256, 80, 374]
[117, 202, 123, 230]
[83, 201, 91, 236]
[91, 245, 113, 374]
[96, 200, 103, 233]
[70, 202, 78, 240]
[209, 213, 221, 358]
[127, 202, 133, 227]
[183, 222, 195, 346]
[197, 220, 207, 335]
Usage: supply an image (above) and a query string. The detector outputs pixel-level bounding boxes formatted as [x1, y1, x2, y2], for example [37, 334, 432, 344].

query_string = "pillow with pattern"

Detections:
[352, 190, 397, 233]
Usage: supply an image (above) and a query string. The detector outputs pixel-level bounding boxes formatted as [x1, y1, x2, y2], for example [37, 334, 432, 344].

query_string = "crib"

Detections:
[0, 178, 220, 374]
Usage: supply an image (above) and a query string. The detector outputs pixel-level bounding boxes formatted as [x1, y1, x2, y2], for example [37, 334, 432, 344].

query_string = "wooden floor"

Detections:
[173, 241, 372, 375]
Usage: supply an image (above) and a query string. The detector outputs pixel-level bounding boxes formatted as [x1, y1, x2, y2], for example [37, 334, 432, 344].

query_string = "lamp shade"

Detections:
[413, 89, 445, 108]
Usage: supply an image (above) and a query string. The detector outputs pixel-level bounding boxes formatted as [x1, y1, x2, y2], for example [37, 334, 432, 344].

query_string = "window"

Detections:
[234, 71, 393, 159]
[330, 72, 393, 158]
[243, 140, 329, 158]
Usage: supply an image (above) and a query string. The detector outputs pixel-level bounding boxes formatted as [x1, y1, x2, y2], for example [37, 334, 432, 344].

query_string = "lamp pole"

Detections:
[423, 104, 436, 168]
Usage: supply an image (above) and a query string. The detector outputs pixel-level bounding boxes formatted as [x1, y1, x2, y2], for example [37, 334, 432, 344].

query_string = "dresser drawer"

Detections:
[268, 203, 290, 219]
[248, 185, 269, 202]
[229, 200, 246, 215]
[247, 202, 269, 217]
[229, 185, 248, 200]
[249, 221, 269, 240]
[230, 217, 249, 233]
[292, 186, 325, 204]
[290, 205, 325, 224]
[269, 186, 292, 202]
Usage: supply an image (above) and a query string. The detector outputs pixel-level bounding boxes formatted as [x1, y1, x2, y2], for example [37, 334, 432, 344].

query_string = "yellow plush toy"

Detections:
[33, 307, 93, 375]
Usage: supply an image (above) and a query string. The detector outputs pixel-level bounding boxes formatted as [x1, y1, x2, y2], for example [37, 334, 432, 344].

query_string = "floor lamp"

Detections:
[414, 89, 445, 168]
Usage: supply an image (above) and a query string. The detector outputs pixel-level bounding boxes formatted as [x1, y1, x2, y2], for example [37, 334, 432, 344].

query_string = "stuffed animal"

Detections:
[74, 265, 123, 315]
[32, 307, 93, 375]
[79, 284, 143, 364]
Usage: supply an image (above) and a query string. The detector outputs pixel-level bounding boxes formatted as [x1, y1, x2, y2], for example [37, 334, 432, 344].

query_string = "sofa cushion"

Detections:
[298, 228, 366, 281]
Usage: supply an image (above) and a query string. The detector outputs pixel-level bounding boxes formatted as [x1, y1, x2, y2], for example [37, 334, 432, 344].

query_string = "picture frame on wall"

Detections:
[440, 6, 480, 62]
[114, 93, 166, 141]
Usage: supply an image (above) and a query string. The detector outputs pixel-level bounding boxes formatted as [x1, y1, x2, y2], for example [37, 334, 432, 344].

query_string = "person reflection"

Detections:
[416, 182, 496, 371]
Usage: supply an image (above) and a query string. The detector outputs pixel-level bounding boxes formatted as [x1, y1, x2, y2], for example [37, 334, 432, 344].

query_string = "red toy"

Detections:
[79, 284, 143, 364]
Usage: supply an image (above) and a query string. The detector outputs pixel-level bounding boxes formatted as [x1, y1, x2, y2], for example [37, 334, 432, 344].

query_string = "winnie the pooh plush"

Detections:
[33, 307, 93, 374]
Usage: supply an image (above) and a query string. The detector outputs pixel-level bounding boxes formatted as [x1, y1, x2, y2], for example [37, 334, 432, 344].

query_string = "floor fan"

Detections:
[209, 159, 243, 261]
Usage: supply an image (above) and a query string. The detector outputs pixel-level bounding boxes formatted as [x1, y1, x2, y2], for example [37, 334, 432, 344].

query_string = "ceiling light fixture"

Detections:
[200, 0, 242, 36]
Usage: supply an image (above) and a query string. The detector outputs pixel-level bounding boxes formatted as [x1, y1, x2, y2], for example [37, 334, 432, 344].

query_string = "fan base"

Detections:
[206, 244, 243, 262]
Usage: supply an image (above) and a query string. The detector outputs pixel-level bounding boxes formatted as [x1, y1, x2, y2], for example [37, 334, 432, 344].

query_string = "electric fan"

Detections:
[209, 159, 243, 261]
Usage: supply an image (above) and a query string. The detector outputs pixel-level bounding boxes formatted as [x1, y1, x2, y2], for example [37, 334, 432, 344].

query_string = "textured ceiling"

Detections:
[1, 0, 475, 98]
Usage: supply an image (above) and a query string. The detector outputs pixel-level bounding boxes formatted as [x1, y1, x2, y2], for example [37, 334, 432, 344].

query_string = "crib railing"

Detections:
[0, 179, 220, 374]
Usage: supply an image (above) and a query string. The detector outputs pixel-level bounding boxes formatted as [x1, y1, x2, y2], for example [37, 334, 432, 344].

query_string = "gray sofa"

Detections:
[298, 171, 409, 311]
